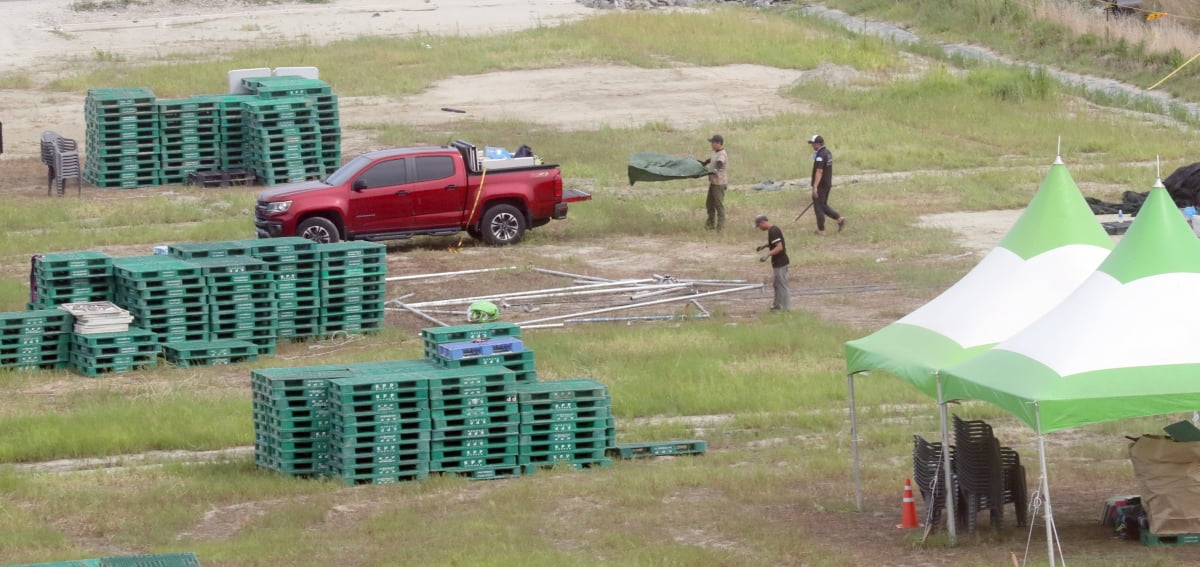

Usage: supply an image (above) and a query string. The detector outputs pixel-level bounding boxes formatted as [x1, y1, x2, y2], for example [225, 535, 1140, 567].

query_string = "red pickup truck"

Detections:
[254, 141, 590, 245]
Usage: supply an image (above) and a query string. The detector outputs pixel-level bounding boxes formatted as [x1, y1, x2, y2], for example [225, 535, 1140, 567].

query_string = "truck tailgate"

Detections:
[563, 188, 592, 203]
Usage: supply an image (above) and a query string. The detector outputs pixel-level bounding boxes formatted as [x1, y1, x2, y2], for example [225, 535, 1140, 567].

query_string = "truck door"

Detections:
[405, 155, 465, 228]
[347, 157, 409, 233]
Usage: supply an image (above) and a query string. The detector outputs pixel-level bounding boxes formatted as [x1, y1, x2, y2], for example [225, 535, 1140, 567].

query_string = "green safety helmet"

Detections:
[467, 301, 500, 323]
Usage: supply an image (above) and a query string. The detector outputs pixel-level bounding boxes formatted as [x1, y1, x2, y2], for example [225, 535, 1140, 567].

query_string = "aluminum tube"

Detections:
[531, 267, 613, 282]
[565, 314, 710, 323]
[518, 284, 762, 325]
[629, 286, 690, 300]
[690, 300, 709, 315]
[395, 302, 449, 327]
[848, 372, 862, 512]
[406, 279, 654, 308]
[518, 323, 565, 329]
[411, 283, 680, 309]
[936, 372, 957, 545]
[677, 279, 748, 284]
[1035, 404, 1057, 567]
[385, 266, 518, 282]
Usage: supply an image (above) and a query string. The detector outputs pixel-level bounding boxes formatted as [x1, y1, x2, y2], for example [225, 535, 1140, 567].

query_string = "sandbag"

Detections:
[627, 152, 709, 186]
[1129, 435, 1200, 535]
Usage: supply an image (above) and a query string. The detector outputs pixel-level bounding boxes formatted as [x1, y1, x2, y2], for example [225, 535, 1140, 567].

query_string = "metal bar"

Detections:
[405, 279, 654, 308]
[395, 301, 449, 327]
[629, 285, 690, 300]
[518, 284, 762, 325]
[848, 372, 862, 512]
[690, 300, 709, 315]
[531, 267, 613, 282]
[1035, 403, 1057, 567]
[385, 266, 518, 282]
[565, 314, 710, 323]
[518, 323, 566, 329]
[676, 278, 749, 284]
[936, 372, 957, 545]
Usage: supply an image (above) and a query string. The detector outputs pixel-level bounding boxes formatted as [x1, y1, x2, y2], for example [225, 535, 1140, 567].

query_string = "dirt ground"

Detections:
[0, 1, 1173, 565]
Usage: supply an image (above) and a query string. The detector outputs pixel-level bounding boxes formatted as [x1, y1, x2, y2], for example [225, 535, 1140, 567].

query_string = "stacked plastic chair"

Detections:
[951, 415, 1028, 532]
[41, 131, 81, 196]
[912, 435, 958, 530]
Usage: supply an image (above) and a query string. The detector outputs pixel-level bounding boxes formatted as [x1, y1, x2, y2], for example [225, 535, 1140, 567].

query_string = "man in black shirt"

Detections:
[808, 135, 845, 235]
[755, 214, 790, 311]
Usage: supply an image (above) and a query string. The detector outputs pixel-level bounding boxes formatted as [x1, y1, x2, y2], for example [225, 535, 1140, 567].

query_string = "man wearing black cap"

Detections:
[808, 134, 845, 235]
[700, 134, 728, 231]
[755, 214, 789, 311]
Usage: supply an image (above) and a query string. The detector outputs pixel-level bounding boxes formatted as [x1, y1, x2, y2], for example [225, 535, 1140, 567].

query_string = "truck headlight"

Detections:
[264, 201, 292, 215]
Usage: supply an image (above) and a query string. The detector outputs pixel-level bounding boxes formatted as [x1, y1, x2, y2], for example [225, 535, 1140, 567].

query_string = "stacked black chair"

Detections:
[912, 435, 959, 529]
[952, 415, 1028, 532]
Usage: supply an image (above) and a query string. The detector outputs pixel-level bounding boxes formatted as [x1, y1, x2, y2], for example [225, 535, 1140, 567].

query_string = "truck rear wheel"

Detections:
[480, 204, 526, 246]
[297, 217, 340, 244]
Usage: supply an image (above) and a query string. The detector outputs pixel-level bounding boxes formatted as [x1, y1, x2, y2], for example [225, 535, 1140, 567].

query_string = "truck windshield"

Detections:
[324, 154, 375, 186]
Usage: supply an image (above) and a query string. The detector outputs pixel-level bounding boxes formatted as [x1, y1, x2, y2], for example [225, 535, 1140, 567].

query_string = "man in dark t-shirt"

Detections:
[808, 134, 845, 235]
[755, 214, 789, 311]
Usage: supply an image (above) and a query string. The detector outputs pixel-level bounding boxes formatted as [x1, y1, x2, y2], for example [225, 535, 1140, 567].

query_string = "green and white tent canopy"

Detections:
[941, 185, 1200, 433]
[843, 158, 1114, 395]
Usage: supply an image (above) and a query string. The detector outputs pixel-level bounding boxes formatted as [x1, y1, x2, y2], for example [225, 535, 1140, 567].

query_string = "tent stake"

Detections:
[936, 372, 957, 545]
[848, 372, 862, 512]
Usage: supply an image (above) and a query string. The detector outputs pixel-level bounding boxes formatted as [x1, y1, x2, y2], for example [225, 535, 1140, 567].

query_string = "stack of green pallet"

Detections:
[83, 87, 160, 188]
[187, 256, 277, 356]
[30, 252, 114, 309]
[326, 366, 432, 484]
[242, 97, 322, 185]
[233, 237, 321, 340]
[315, 241, 386, 335]
[156, 97, 221, 185]
[252, 366, 338, 477]
[203, 94, 257, 170]
[69, 327, 159, 377]
[428, 365, 523, 479]
[246, 76, 340, 175]
[515, 379, 614, 472]
[167, 241, 248, 261]
[422, 322, 537, 383]
[161, 338, 259, 367]
[0, 310, 72, 370]
[112, 256, 209, 344]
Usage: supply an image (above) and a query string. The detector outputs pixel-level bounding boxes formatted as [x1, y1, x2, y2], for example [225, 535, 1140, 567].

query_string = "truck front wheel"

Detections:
[297, 217, 341, 244]
[480, 204, 526, 246]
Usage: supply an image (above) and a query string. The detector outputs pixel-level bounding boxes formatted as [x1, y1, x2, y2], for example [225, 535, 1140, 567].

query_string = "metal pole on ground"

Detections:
[518, 284, 761, 326]
[848, 372, 862, 512]
[405, 279, 654, 308]
[385, 266, 518, 282]
[531, 267, 613, 282]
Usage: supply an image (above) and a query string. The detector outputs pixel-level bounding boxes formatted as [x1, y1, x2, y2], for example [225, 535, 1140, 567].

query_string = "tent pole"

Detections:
[847, 372, 862, 512]
[1035, 403, 1057, 567]
[935, 372, 957, 545]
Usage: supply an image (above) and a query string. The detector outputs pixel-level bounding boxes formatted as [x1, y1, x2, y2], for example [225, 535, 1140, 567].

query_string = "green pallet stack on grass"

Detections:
[30, 251, 114, 309]
[315, 241, 386, 335]
[422, 322, 537, 383]
[241, 97, 323, 185]
[427, 365, 523, 479]
[515, 378, 614, 472]
[0, 310, 72, 370]
[161, 338, 259, 367]
[325, 368, 432, 484]
[252, 366, 338, 477]
[167, 241, 248, 260]
[83, 87, 160, 188]
[69, 327, 159, 377]
[245, 76, 341, 175]
[6, 551, 203, 567]
[233, 237, 321, 340]
[112, 256, 209, 344]
[187, 256, 277, 356]
[202, 94, 257, 170]
[156, 97, 221, 185]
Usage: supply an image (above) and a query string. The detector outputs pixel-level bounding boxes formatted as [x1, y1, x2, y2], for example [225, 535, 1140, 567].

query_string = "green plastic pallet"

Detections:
[1142, 531, 1200, 546]
[607, 440, 708, 459]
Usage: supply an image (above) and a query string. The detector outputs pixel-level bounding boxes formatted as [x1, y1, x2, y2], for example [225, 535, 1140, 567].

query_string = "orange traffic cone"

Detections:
[897, 478, 921, 529]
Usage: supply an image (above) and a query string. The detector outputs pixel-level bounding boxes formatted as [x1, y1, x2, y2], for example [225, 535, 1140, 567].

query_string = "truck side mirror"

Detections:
[351, 179, 367, 192]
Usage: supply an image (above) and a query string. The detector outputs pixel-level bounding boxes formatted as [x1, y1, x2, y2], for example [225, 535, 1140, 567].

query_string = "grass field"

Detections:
[2, 3, 1200, 566]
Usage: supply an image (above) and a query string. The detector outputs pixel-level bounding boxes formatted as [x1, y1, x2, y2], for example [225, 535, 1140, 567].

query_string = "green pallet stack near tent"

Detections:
[30, 251, 114, 309]
[0, 309, 73, 370]
[111, 256, 210, 344]
[314, 242, 386, 336]
[83, 88, 160, 189]
[68, 327, 159, 377]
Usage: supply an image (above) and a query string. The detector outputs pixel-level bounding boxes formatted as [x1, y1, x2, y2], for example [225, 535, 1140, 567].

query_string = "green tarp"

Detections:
[627, 152, 709, 185]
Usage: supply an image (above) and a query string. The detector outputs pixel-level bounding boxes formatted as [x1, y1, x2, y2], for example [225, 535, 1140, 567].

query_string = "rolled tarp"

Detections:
[627, 152, 709, 185]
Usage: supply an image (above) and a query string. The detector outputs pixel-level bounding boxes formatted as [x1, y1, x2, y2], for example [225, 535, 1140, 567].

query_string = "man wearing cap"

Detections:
[700, 134, 728, 231]
[808, 135, 845, 235]
[755, 214, 789, 311]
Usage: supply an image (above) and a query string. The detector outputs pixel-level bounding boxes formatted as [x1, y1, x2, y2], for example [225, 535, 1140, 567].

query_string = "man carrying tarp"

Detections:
[701, 134, 728, 231]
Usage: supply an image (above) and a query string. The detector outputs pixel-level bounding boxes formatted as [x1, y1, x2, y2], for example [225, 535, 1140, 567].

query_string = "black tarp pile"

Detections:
[1087, 162, 1200, 216]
